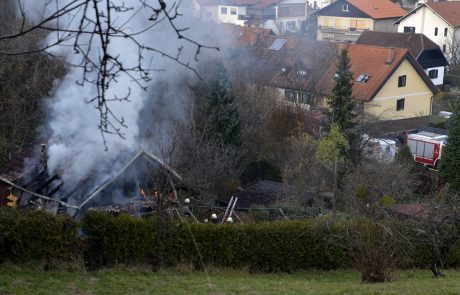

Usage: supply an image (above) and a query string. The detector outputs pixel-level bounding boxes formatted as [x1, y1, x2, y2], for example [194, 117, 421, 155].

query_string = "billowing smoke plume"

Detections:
[18, 1, 225, 205]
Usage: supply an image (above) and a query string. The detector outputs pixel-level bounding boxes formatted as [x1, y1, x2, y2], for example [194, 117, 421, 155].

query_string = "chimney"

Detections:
[249, 32, 258, 46]
[40, 144, 48, 172]
[385, 48, 395, 64]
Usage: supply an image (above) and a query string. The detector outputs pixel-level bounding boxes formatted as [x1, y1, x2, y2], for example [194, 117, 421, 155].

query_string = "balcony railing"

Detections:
[318, 25, 369, 34]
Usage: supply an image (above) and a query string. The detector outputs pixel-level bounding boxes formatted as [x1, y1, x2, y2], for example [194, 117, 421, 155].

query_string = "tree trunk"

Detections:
[332, 157, 338, 217]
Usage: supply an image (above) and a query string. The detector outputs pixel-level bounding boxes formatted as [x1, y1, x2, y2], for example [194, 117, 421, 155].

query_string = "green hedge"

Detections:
[82, 211, 350, 270]
[3, 209, 460, 271]
[0, 208, 81, 263]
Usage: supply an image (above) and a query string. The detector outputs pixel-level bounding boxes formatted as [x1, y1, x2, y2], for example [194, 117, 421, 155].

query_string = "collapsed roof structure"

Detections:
[0, 144, 182, 217]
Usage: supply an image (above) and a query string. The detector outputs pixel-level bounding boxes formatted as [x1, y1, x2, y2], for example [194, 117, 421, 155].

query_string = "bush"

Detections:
[82, 212, 349, 271]
[81, 212, 460, 271]
[0, 208, 81, 263]
[3, 209, 460, 273]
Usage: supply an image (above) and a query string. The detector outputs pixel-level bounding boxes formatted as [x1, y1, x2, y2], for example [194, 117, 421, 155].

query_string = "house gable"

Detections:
[366, 58, 434, 120]
[396, 4, 450, 28]
[315, 0, 370, 18]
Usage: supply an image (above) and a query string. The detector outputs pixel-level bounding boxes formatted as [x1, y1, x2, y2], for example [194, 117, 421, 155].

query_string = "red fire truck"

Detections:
[406, 131, 448, 168]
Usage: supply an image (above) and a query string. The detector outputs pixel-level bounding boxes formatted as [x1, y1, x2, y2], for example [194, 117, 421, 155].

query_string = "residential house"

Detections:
[395, 1, 460, 62]
[242, 36, 438, 122]
[276, 0, 309, 34]
[356, 31, 448, 86]
[195, 0, 281, 28]
[318, 43, 438, 121]
[0, 144, 183, 216]
[315, 0, 406, 42]
[219, 24, 276, 47]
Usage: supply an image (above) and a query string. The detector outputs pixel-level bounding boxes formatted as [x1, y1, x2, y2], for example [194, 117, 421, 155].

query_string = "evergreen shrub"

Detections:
[0, 208, 81, 263]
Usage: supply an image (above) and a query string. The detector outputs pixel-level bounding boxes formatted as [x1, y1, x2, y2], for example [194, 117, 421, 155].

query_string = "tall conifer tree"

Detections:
[441, 101, 460, 193]
[201, 64, 241, 146]
[326, 48, 356, 133]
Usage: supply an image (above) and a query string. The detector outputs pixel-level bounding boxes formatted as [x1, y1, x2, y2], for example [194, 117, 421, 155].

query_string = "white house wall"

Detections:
[277, 0, 307, 33]
[218, 5, 246, 26]
[397, 6, 453, 56]
[424, 66, 445, 86]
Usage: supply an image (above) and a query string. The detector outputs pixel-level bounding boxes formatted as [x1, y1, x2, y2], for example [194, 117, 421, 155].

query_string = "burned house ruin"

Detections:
[0, 142, 183, 218]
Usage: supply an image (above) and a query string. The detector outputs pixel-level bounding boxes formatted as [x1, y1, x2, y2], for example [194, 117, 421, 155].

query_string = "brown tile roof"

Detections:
[244, 36, 335, 91]
[428, 1, 460, 27]
[227, 36, 437, 102]
[347, 0, 406, 19]
[318, 44, 409, 101]
[219, 24, 275, 47]
[356, 31, 439, 58]
[0, 143, 40, 182]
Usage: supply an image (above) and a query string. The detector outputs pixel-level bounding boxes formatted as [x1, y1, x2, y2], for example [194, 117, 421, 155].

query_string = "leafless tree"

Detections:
[0, 0, 217, 145]
[411, 193, 460, 277]
[444, 32, 460, 67]
[169, 122, 242, 203]
[0, 1, 66, 164]
[317, 159, 420, 282]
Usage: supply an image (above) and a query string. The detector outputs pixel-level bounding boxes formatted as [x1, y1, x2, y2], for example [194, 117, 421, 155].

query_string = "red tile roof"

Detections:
[347, 0, 406, 19]
[428, 1, 460, 27]
[0, 143, 40, 182]
[219, 24, 275, 47]
[356, 31, 440, 57]
[318, 44, 409, 101]
[223, 35, 437, 102]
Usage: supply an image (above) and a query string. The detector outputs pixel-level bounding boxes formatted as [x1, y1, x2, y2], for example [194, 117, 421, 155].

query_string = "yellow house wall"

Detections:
[364, 59, 433, 120]
[317, 16, 374, 30]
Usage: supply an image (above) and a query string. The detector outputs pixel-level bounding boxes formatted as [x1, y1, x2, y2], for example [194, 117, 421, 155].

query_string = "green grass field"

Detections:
[1, 265, 460, 295]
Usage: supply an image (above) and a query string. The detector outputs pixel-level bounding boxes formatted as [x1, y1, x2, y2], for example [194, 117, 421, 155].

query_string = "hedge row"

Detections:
[0, 208, 81, 263]
[82, 211, 348, 271]
[2, 209, 460, 271]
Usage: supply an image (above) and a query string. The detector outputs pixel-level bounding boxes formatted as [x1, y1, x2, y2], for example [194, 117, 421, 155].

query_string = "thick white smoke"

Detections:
[18, 0, 224, 203]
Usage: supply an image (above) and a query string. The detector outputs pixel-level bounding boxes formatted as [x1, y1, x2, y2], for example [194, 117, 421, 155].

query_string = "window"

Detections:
[356, 74, 370, 83]
[445, 28, 448, 36]
[285, 90, 297, 102]
[221, 7, 227, 14]
[428, 69, 438, 79]
[403, 26, 415, 33]
[230, 7, 237, 15]
[396, 98, 405, 111]
[443, 44, 447, 53]
[300, 93, 312, 104]
[398, 75, 406, 87]
[279, 6, 289, 15]
[342, 4, 349, 11]
[435, 27, 438, 36]
[286, 21, 296, 30]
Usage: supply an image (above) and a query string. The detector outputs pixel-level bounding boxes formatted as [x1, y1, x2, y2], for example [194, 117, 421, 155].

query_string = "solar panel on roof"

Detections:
[269, 38, 287, 50]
